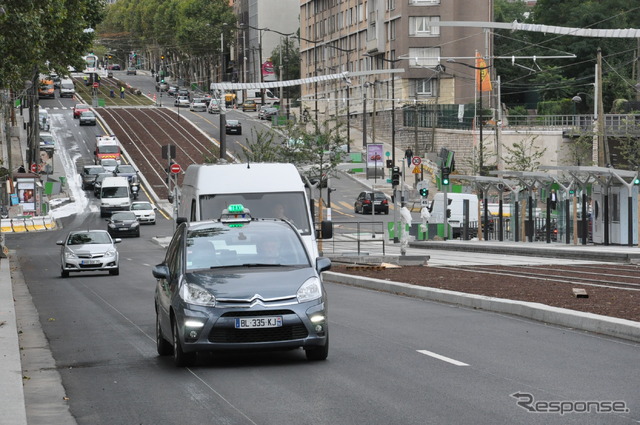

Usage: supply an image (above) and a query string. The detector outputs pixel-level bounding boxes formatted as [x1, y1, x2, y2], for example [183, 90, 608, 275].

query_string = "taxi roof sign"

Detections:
[220, 205, 252, 225]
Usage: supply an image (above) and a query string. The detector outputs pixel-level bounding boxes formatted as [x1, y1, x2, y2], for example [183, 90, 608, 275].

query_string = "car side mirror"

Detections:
[113, 238, 122, 244]
[152, 264, 169, 279]
[56, 240, 64, 245]
[316, 257, 331, 273]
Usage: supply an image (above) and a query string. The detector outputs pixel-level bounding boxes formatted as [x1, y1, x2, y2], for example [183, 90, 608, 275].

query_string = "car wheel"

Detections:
[156, 309, 172, 356]
[354, 205, 358, 214]
[305, 336, 328, 361]
[238, 131, 242, 135]
[109, 268, 119, 276]
[172, 319, 196, 367]
[61, 269, 69, 278]
[136, 230, 140, 237]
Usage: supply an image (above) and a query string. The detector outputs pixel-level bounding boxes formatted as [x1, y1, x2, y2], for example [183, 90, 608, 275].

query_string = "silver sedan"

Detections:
[57, 230, 121, 277]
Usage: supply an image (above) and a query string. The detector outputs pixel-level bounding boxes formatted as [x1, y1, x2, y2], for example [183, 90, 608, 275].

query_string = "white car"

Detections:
[100, 158, 118, 173]
[174, 95, 190, 107]
[130, 201, 157, 224]
[207, 99, 221, 114]
[189, 98, 207, 112]
[57, 230, 120, 277]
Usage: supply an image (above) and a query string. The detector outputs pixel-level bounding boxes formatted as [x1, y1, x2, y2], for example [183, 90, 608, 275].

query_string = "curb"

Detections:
[323, 271, 640, 343]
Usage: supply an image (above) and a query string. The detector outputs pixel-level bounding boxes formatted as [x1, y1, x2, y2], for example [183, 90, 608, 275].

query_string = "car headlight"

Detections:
[297, 277, 322, 302]
[180, 283, 216, 306]
[105, 248, 117, 257]
[108, 223, 116, 228]
[131, 222, 139, 227]
[64, 249, 78, 259]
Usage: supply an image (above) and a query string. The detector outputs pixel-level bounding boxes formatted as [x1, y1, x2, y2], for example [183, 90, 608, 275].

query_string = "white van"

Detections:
[100, 176, 131, 217]
[59, 79, 75, 98]
[178, 163, 331, 258]
[429, 193, 479, 238]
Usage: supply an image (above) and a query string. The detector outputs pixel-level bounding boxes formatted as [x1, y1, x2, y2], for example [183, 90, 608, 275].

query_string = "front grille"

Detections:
[220, 309, 294, 317]
[209, 324, 308, 343]
[77, 254, 104, 259]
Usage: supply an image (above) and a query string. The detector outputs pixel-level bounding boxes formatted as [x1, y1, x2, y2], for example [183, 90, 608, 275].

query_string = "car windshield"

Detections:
[116, 165, 135, 173]
[111, 212, 136, 221]
[227, 120, 239, 125]
[85, 167, 105, 175]
[185, 221, 309, 271]
[76, 104, 89, 109]
[101, 186, 128, 198]
[101, 159, 117, 166]
[199, 192, 311, 235]
[68, 232, 112, 245]
[99, 146, 119, 154]
[131, 202, 152, 210]
[81, 112, 94, 117]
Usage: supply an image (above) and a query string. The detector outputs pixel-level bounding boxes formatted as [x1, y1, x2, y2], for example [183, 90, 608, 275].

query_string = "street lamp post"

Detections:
[446, 58, 491, 175]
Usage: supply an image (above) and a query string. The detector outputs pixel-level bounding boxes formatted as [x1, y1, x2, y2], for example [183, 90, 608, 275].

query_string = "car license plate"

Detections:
[118, 228, 128, 231]
[81, 259, 100, 265]
[235, 317, 282, 329]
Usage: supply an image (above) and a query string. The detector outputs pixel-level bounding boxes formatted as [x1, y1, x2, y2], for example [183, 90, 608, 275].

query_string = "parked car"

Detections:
[225, 119, 242, 135]
[189, 98, 207, 112]
[174, 95, 190, 107]
[152, 205, 331, 366]
[130, 201, 157, 224]
[57, 230, 120, 277]
[106, 211, 140, 238]
[126, 66, 137, 75]
[72, 103, 91, 119]
[92, 172, 114, 197]
[242, 99, 257, 112]
[354, 191, 390, 214]
[81, 165, 106, 190]
[79, 111, 97, 126]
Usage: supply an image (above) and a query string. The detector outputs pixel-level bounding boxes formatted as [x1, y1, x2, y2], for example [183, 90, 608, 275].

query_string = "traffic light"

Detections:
[391, 167, 400, 186]
[419, 187, 428, 197]
[161, 55, 165, 61]
[441, 167, 450, 186]
[634, 177, 640, 185]
[156, 76, 160, 82]
[108, 55, 112, 60]
[446, 209, 451, 219]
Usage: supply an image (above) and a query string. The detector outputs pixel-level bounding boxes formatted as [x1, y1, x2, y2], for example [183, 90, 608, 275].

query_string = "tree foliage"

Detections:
[0, 0, 103, 89]
[502, 136, 547, 171]
[494, 0, 640, 111]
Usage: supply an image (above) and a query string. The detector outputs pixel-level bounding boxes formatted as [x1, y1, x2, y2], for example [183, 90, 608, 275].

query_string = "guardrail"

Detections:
[0, 216, 57, 233]
[319, 221, 387, 256]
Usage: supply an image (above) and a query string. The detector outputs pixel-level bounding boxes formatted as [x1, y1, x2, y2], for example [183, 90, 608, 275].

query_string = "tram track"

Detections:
[433, 264, 640, 292]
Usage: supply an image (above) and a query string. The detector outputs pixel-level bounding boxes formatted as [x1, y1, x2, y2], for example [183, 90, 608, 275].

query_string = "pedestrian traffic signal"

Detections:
[441, 167, 450, 186]
[634, 177, 640, 185]
[391, 167, 400, 186]
[419, 187, 428, 197]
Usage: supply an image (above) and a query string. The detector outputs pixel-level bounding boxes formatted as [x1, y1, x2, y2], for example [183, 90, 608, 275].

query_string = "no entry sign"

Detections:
[170, 163, 181, 174]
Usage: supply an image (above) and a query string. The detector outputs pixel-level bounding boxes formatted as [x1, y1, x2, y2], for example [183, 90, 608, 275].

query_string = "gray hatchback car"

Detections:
[152, 205, 331, 366]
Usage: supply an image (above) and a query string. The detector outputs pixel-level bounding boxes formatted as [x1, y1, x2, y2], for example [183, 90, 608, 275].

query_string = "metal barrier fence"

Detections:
[466, 217, 559, 243]
[319, 221, 387, 256]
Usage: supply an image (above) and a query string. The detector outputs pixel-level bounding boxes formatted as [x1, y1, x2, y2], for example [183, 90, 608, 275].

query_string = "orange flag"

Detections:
[475, 53, 492, 92]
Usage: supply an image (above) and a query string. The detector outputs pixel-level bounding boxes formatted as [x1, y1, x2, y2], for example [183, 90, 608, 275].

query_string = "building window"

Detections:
[387, 0, 396, 10]
[409, 16, 440, 37]
[409, 0, 440, 5]
[415, 78, 435, 96]
[409, 47, 441, 68]
[390, 19, 397, 40]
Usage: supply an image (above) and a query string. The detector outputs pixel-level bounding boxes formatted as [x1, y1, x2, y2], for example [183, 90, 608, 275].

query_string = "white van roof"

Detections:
[96, 135, 119, 146]
[101, 176, 129, 187]
[183, 163, 304, 194]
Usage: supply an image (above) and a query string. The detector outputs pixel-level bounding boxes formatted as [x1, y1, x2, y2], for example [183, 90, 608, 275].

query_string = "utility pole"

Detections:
[597, 47, 608, 167]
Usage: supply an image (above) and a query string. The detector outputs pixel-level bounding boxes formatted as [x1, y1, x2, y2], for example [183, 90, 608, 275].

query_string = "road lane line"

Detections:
[417, 350, 469, 366]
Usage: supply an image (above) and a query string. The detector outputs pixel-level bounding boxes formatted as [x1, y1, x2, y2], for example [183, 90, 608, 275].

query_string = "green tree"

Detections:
[502, 135, 547, 171]
[270, 37, 301, 104]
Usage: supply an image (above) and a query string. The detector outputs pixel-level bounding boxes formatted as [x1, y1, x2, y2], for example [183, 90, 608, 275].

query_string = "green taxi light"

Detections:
[228, 204, 244, 213]
[228, 223, 244, 228]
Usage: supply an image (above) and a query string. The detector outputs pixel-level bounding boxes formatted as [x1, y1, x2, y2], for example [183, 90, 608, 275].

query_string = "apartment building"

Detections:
[299, 0, 493, 117]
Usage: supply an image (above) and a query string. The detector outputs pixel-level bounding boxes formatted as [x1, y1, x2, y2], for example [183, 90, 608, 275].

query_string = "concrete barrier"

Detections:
[0, 216, 57, 233]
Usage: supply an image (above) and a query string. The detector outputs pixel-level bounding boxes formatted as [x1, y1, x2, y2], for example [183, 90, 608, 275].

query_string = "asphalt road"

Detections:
[12, 77, 640, 424]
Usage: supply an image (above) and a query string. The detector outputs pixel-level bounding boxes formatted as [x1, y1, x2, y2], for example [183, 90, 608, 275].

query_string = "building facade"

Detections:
[299, 0, 493, 118]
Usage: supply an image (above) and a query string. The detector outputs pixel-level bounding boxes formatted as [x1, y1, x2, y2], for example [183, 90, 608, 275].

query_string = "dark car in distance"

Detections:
[152, 205, 331, 367]
[225, 119, 242, 135]
[106, 211, 140, 238]
[354, 191, 390, 214]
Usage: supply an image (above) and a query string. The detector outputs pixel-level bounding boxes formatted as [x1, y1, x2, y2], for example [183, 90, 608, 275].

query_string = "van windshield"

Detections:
[61, 83, 74, 89]
[199, 192, 311, 235]
[101, 186, 129, 198]
[98, 146, 119, 153]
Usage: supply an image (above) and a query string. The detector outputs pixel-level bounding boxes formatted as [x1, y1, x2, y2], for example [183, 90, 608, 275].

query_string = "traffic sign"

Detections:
[412, 156, 422, 166]
[412, 166, 421, 174]
[93, 82, 99, 88]
[170, 163, 181, 174]
[30, 163, 38, 173]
